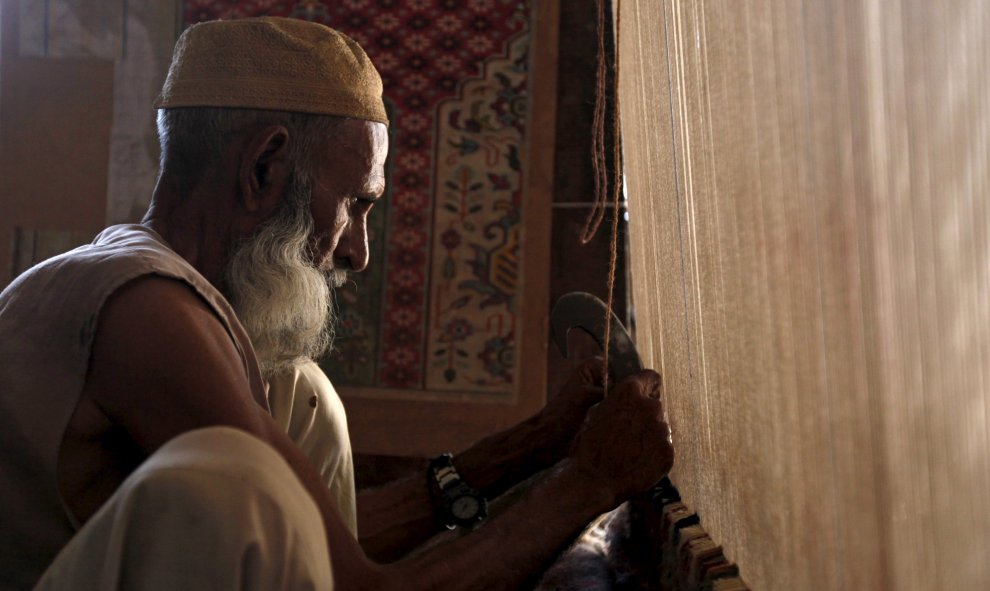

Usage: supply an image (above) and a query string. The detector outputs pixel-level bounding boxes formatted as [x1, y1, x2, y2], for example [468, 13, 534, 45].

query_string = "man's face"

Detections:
[221, 118, 388, 378]
[308, 119, 389, 273]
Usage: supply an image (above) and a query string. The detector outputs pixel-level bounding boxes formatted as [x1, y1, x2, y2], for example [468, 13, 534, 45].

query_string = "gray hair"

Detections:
[156, 107, 345, 193]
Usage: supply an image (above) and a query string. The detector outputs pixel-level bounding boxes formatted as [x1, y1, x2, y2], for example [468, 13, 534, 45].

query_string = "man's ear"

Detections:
[238, 125, 292, 217]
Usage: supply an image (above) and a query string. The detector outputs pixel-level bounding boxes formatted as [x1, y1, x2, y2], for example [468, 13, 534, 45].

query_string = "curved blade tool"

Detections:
[550, 291, 643, 382]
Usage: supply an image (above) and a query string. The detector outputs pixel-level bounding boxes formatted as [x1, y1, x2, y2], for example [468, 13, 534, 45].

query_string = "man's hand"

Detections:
[382, 369, 672, 590]
[357, 361, 665, 564]
[533, 358, 606, 463]
[569, 370, 674, 501]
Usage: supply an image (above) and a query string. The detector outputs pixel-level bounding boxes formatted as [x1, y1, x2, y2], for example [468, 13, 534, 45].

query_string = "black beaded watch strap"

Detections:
[428, 453, 488, 529]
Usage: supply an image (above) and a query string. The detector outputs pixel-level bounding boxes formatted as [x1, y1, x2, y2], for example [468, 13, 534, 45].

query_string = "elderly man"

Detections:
[0, 17, 673, 590]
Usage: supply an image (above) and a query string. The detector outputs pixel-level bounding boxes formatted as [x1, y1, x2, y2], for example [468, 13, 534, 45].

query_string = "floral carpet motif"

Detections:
[184, 0, 531, 393]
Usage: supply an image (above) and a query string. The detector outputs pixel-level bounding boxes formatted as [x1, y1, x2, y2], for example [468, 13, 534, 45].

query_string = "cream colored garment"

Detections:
[0, 224, 268, 589]
[34, 427, 333, 591]
[267, 360, 357, 537]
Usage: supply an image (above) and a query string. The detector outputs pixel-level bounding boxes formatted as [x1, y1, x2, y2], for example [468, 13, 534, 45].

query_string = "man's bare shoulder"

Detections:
[83, 274, 266, 453]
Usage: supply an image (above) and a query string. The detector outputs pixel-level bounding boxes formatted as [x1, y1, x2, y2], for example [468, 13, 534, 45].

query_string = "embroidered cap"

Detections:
[155, 17, 388, 125]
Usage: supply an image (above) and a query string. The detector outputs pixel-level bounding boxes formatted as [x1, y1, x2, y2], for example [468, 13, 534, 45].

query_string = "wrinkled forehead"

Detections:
[333, 119, 388, 151]
[314, 119, 388, 192]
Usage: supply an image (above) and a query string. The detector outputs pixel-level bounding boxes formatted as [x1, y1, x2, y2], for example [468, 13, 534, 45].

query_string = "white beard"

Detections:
[221, 174, 346, 379]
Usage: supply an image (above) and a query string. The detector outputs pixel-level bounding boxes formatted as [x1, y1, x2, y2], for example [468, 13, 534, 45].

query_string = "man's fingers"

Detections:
[639, 369, 663, 399]
[570, 357, 606, 387]
[658, 417, 673, 443]
[612, 370, 663, 401]
[578, 384, 605, 401]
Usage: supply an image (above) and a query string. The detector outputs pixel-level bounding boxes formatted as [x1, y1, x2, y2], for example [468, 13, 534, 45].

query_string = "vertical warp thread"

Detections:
[621, 0, 990, 586]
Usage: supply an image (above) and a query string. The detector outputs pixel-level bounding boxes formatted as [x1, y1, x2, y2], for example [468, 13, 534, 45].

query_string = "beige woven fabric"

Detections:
[155, 17, 388, 124]
[619, 1, 990, 589]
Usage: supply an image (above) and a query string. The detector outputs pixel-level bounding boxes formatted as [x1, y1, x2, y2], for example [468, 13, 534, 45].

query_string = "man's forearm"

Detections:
[455, 413, 565, 497]
[376, 460, 614, 591]
[340, 370, 672, 590]
[358, 414, 564, 561]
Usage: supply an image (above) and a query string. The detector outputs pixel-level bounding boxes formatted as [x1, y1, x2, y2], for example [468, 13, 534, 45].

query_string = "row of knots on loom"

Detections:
[534, 478, 748, 590]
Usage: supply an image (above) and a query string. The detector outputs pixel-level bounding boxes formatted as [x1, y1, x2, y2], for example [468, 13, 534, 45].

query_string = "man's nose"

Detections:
[335, 222, 370, 272]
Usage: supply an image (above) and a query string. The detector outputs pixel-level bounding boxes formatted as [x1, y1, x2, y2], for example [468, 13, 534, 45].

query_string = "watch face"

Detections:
[451, 495, 481, 520]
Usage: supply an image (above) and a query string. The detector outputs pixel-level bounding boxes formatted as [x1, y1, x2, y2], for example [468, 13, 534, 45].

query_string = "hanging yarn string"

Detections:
[582, 0, 623, 392]
[581, 0, 609, 245]
[604, 1, 622, 393]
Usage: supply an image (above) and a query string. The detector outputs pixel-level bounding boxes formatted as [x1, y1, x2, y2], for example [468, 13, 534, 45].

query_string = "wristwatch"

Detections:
[428, 453, 488, 530]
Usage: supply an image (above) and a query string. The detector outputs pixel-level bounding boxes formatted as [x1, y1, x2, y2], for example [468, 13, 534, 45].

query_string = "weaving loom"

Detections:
[617, 0, 990, 589]
[7, 0, 987, 587]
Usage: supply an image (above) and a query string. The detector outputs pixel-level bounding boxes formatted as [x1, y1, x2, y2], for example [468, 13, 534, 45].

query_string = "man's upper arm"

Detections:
[83, 275, 386, 586]
[83, 275, 268, 454]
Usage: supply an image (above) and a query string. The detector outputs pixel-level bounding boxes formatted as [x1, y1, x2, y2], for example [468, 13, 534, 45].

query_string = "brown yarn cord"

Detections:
[580, 0, 609, 245]
[582, 0, 623, 392]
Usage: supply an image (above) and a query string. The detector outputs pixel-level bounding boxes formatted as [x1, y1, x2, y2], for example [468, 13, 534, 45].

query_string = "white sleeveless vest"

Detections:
[0, 224, 269, 589]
